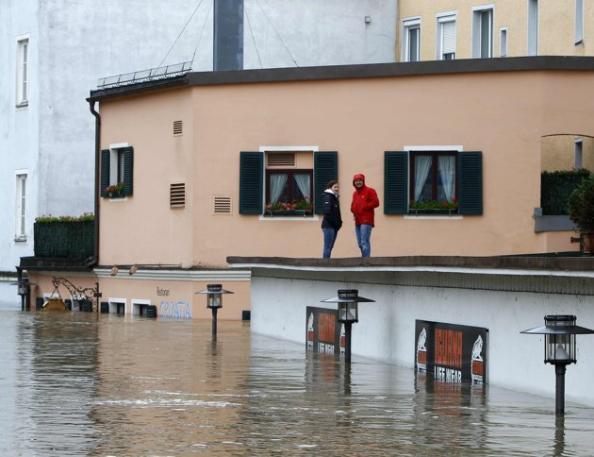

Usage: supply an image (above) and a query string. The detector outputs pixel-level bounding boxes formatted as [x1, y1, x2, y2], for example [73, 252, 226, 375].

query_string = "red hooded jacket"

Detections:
[350, 173, 380, 226]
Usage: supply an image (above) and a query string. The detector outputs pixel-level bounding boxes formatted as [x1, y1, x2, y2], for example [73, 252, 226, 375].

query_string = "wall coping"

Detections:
[89, 56, 594, 102]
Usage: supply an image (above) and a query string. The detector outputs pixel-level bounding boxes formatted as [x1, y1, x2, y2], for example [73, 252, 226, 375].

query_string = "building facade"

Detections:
[397, 0, 594, 62]
[1, 0, 397, 305]
[24, 57, 594, 319]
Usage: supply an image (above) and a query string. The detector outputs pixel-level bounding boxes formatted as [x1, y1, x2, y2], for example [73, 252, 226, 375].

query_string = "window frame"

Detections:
[402, 17, 421, 62]
[15, 36, 29, 107]
[527, 0, 539, 56]
[576, 0, 584, 44]
[500, 27, 508, 57]
[436, 13, 457, 60]
[472, 5, 494, 58]
[409, 151, 459, 214]
[15, 172, 28, 241]
[264, 168, 313, 216]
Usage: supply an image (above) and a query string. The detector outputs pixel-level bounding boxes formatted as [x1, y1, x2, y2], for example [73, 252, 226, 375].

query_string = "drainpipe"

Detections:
[88, 99, 101, 267]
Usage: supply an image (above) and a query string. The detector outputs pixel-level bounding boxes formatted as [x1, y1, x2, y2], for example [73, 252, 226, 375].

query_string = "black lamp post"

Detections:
[521, 315, 594, 416]
[322, 289, 375, 364]
[197, 284, 233, 339]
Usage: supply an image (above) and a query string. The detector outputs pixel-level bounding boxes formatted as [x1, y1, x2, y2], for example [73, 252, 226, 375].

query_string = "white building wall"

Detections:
[251, 274, 594, 407]
[0, 0, 396, 303]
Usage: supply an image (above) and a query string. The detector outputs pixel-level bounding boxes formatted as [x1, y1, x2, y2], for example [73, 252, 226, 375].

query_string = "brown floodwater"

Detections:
[0, 307, 593, 456]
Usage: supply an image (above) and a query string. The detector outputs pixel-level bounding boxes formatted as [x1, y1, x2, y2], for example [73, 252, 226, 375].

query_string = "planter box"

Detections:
[265, 210, 313, 217]
[409, 208, 458, 216]
[34, 221, 95, 259]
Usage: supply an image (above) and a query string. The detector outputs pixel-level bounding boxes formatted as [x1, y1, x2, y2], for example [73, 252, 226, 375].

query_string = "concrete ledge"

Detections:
[534, 215, 576, 233]
[227, 254, 594, 272]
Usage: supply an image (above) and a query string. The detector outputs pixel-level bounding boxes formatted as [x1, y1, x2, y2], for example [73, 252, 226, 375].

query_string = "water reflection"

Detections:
[0, 309, 593, 456]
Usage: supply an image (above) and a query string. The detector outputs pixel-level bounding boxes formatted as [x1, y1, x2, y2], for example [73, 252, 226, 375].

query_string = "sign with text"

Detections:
[415, 320, 487, 385]
[306, 307, 345, 356]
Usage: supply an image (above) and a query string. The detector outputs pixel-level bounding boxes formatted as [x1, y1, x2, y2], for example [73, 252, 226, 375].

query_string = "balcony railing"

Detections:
[97, 61, 192, 90]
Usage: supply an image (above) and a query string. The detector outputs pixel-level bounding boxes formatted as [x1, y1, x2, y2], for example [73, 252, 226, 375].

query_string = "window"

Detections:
[384, 150, 482, 216]
[239, 150, 336, 216]
[403, 18, 421, 62]
[575, 140, 583, 169]
[473, 7, 493, 58]
[437, 15, 457, 60]
[16, 38, 29, 106]
[410, 152, 458, 213]
[576, 0, 584, 44]
[101, 145, 134, 198]
[265, 170, 313, 216]
[528, 0, 539, 56]
[500, 28, 508, 57]
[15, 174, 27, 240]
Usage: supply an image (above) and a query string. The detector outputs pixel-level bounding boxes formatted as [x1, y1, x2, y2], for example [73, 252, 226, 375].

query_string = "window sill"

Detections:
[14, 236, 27, 243]
[16, 101, 28, 108]
[259, 215, 320, 221]
[404, 215, 463, 220]
[104, 197, 129, 202]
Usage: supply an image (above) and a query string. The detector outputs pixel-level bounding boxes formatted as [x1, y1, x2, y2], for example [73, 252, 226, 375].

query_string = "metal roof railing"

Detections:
[97, 61, 192, 89]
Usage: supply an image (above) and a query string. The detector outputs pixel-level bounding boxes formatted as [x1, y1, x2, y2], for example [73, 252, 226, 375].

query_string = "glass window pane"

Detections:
[409, 28, 419, 61]
[480, 11, 492, 58]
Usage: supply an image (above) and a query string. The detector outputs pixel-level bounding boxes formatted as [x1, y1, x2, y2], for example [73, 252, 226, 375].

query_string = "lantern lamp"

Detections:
[521, 315, 594, 416]
[321, 289, 375, 363]
[196, 284, 233, 338]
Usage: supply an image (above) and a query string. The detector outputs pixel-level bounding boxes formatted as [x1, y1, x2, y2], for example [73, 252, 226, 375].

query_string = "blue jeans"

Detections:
[355, 224, 372, 257]
[322, 228, 337, 258]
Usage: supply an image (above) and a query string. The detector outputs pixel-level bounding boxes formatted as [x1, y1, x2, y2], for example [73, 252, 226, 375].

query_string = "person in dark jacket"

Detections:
[321, 180, 342, 258]
[350, 173, 379, 257]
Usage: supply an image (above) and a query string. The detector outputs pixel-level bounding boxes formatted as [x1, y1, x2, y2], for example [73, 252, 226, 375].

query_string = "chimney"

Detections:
[213, 0, 244, 71]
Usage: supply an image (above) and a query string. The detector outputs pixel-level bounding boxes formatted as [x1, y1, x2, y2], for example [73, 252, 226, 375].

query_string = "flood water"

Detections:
[1, 308, 593, 456]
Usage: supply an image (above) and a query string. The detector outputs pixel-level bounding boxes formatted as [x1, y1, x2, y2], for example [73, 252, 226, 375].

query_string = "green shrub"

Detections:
[569, 175, 594, 233]
[35, 213, 95, 224]
[541, 169, 590, 215]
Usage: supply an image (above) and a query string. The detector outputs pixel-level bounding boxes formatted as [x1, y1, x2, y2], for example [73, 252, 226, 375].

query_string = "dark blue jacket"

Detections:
[321, 191, 342, 230]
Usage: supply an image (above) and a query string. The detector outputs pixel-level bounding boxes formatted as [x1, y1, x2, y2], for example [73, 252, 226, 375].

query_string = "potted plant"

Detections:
[294, 199, 313, 216]
[568, 175, 594, 253]
[409, 199, 458, 215]
[105, 182, 125, 198]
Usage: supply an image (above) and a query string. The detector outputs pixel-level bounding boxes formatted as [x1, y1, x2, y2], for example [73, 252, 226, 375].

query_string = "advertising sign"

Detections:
[306, 307, 344, 355]
[415, 320, 487, 385]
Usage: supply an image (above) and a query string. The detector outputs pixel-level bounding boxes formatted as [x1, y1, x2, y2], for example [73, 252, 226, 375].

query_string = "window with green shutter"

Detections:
[384, 150, 483, 216]
[101, 146, 134, 199]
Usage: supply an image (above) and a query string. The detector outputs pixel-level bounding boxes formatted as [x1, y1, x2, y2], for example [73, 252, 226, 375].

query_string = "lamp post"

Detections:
[322, 289, 375, 364]
[521, 315, 594, 416]
[196, 284, 233, 339]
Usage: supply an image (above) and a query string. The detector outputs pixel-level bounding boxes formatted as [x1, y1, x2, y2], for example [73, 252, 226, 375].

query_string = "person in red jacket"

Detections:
[350, 173, 379, 257]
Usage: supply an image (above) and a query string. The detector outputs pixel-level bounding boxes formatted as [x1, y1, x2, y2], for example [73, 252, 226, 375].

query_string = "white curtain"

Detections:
[269, 174, 288, 203]
[414, 156, 432, 201]
[438, 156, 456, 202]
[294, 174, 311, 202]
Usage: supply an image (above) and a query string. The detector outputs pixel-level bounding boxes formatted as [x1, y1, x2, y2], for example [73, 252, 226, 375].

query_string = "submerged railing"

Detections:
[97, 61, 192, 89]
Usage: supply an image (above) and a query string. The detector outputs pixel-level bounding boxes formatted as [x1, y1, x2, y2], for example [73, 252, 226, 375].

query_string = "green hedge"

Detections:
[34, 220, 95, 259]
[541, 169, 590, 215]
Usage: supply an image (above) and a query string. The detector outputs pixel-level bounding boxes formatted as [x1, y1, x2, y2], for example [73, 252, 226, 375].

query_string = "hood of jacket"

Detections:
[353, 173, 366, 190]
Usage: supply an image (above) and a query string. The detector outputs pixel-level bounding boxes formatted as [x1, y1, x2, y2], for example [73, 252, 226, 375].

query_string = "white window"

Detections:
[402, 18, 421, 62]
[528, 0, 539, 56]
[15, 174, 27, 240]
[473, 7, 493, 58]
[576, 0, 584, 44]
[500, 28, 508, 57]
[16, 38, 29, 106]
[575, 139, 583, 169]
[437, 15, 457, 60]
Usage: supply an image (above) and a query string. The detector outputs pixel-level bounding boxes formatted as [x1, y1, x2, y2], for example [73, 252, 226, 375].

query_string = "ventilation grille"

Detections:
[214, 196, 232, 214]
[173, 120, 183, 136]
[267, 153, 295, 167]
[170, 183, 185, 208]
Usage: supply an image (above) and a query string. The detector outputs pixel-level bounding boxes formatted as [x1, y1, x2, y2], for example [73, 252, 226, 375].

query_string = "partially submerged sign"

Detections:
[306, 307, 344, 356]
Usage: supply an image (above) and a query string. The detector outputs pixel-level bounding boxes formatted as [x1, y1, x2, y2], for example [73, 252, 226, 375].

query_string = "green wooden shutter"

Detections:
[122, 146, 134, 197]
[314, 151, 338, 214]
[458, 151, 483, 215]
[100, 149, 110, 197]
[384, 151, 408, 215]
[239, 151, 263, 214]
